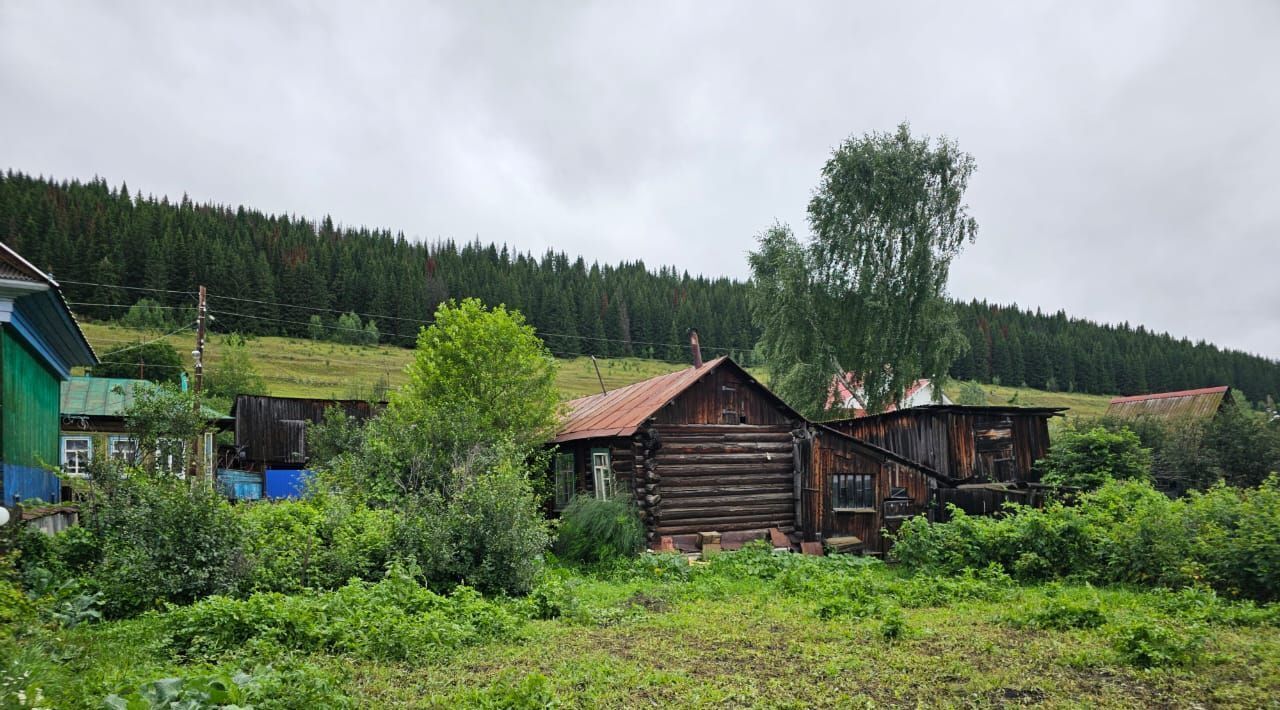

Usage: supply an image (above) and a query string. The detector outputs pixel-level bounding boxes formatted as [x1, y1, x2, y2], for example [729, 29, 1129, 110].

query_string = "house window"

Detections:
[108, 436, 138, 464]
[592, 449, 616, 501]
[832, 473, 875, 510]
[156, 438, 187, 476]
[61, 436, 92, 477]
[554, 452, 575, 510]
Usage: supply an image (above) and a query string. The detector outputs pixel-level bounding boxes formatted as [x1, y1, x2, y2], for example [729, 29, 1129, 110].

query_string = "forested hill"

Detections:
[3, 171, 1279, 405]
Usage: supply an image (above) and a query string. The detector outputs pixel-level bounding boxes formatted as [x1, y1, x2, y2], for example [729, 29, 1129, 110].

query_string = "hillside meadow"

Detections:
[78, 322, 1115, 416]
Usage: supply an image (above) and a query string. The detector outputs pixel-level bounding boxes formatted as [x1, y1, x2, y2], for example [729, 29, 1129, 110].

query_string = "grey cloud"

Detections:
[1, 0, 1276, 356]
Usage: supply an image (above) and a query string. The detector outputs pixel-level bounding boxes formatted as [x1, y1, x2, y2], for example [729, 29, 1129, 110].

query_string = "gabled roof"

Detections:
[61, 376, 229, 422]
[0, 241, 97, 373]
[554, 356, 798, 443]
[1106, 386, 1231, 421]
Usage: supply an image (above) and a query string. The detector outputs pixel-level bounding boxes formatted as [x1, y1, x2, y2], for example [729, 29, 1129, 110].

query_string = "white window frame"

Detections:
[156, 437, 188, 477]
[107, 435, 138, 464]
[591, 448, 615, 501]
[554, 452, 576, 510]
[61, 436, 93, 477]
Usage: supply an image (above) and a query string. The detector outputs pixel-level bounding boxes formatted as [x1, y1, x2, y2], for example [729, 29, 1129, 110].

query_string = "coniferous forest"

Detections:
[3, 170, 1279, 405]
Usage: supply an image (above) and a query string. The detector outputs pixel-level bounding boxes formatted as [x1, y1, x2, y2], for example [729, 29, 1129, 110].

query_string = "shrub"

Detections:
[1108, 620, 1204, 668]
[104, 673, 251, 709]
[1008, 587, 1107, 630]
[892, 477, 1280, 602]
[78, 467, 248, 618]
[164, 566, 523, 663]
[1037, 425, 1151, 491]
[554, 496, 645, 564]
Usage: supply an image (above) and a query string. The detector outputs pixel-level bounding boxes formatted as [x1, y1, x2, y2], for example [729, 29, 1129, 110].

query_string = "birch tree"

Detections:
[749, 123, 977, 417]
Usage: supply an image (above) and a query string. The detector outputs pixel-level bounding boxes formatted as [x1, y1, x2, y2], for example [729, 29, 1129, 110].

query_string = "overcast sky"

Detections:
[2, 1, 1277, 357]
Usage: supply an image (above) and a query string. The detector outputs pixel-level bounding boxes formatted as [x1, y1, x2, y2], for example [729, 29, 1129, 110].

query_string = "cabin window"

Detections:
[156, 438, 188, 476]
[592, 448, 616, 500]
[108, 436, 138, 464]
[554, 452, 575, 509]
[61, 436, 92, 477]
[831, 473, 875, 510]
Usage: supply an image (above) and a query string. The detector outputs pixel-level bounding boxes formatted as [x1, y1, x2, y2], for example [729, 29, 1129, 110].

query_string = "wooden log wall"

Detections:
[651, 424, 797, 536]
[805, 429, 935, 553]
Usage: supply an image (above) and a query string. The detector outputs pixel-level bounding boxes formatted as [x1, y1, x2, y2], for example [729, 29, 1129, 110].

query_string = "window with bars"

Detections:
[831, 473, 875, 510]
[61, 436, 92, 477]
[554, 452, 575, 510]
[592, 449, 616, 501]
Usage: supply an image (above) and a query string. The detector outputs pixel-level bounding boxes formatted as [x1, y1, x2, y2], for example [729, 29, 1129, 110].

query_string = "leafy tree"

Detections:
[92, 341, 185, 385]
[308, 315, 324, 341]
[1203, 405, 1280, 488]
[123, 383, 207, 476]
[362, 319, 380, 346]
[1037, 425, 1152, 491]
[203, 333, 267, 399]
[749, 123, 976, 417]
[119, 298, 172, 332]
[956, 380, 988, 406]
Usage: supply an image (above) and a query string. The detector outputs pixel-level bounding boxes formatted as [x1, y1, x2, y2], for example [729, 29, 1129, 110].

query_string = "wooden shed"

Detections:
[824, 405, 1065, 485]
[551, 356, 949, 553]
[229, 394, 384, 471]
[798, 425, 952, 553]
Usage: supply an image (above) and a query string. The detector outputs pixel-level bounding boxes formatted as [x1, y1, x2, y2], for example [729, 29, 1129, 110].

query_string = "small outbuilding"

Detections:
[224, 394, 384, 498]
[550, 355, 948, 553]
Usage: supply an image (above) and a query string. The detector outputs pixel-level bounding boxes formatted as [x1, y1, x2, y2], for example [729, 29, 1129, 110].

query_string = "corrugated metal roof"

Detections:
[1106, 386, 1231, 421]
[0, 241, 98, 366]
[61, 375, 228, 421]
[554, 356, 742, 443]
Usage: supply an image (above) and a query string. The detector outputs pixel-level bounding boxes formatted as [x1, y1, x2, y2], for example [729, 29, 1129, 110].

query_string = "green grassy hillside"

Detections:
[79, 322, 1116, 419]
[79, 322, 691, 401]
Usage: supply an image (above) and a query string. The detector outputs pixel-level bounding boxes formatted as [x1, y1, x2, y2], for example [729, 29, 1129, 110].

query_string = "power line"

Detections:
[95, 323, 195, 357]
[58, 279, 197, 297]
[70, 302, 194, 310]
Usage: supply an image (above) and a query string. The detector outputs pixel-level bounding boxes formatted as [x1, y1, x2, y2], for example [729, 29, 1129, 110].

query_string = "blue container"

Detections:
[264, 469, 312, 499]
[216, 469, 263, 501]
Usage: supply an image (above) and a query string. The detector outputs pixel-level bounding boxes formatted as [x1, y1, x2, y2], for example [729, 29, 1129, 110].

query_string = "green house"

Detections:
[0, 242, 97, 505]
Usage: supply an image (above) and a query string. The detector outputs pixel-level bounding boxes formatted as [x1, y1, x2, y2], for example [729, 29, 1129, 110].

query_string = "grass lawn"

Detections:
[14, 553, 1279, 708]
[942, 381, 1115, 421]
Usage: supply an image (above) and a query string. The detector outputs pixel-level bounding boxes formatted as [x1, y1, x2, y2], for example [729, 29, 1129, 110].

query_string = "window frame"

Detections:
[831, 472, 876, 512]
[554, 452, 576, 510]
[60, 436, 93, 477]
[591, 448, 616, 501]
[107, 435, 139, 465]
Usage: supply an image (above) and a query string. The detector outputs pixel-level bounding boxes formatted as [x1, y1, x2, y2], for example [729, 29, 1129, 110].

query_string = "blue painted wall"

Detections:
[264, 469, 312, 499]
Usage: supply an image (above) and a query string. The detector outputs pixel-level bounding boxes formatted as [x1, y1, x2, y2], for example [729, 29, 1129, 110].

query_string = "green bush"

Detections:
[554, 496, 645, 564]
[1007, 587, 1107, 630]
[238, 497, 396, 594]
[1108, 620, 1205, 668]
[163, 565, 522, 663]
[78, 468, 248, 618]
[892, 476, 1280, 602]
[1037, 425, 1151, 490]
[393, 461, 551, 596]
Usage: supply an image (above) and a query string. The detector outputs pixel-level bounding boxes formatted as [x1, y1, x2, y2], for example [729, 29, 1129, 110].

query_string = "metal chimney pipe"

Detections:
[688, 328, 703, 368]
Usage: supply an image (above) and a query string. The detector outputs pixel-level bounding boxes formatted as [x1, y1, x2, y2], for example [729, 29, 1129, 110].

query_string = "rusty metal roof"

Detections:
[1106, 386, 1231, 421]
[555, 357, 766, 443]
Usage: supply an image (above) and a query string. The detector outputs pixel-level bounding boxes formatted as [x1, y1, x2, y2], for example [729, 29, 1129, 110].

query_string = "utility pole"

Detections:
[190, 286, 207, 481]
[591, 355, 608, 395]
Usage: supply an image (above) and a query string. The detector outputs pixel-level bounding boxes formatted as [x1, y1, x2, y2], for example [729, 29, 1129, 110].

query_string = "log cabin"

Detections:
[549, 354, 948, 553]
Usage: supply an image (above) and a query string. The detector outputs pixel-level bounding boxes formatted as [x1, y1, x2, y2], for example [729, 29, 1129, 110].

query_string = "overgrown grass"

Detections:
[943, 380, 1115, 421]
[7, 545, 1279, 708]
